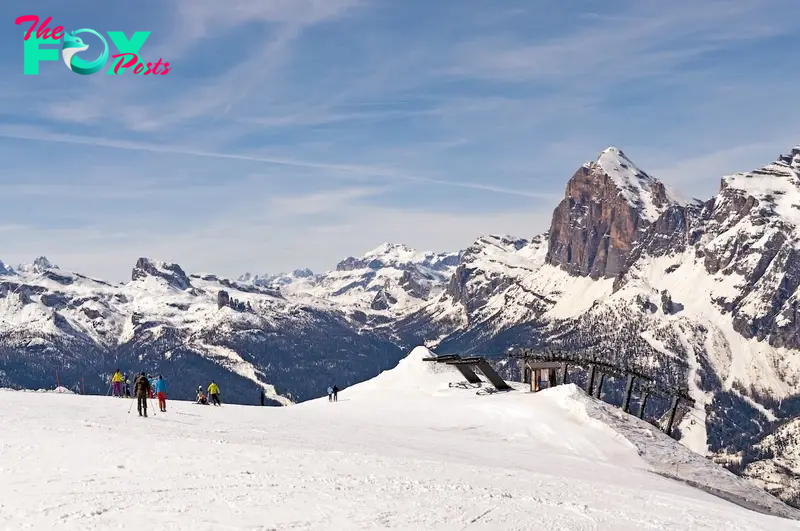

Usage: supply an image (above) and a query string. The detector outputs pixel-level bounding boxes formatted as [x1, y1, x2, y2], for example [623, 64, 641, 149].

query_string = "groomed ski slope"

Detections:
[2, 348, 798, 530]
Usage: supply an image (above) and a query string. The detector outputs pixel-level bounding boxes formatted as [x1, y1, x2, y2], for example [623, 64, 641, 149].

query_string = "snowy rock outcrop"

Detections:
[546, 147, 685, 279]
[241, 243, 459, 319]
[16, 256, 57, 275]
[132, 258, 191, 290]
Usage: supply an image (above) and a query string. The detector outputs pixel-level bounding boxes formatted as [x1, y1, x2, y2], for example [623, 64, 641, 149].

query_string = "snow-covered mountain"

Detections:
[3, 143, 800, 508]
[0, 257, 403, 405]
[390, 145, 800, 508]
[240, 243, 459, 320]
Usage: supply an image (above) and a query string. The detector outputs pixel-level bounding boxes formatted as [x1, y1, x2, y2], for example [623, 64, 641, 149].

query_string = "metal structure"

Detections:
[423, 354, 512, 391]
[510, 349, 695, 437]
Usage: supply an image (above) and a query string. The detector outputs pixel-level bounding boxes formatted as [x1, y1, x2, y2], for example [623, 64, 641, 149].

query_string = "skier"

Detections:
[133, 372, 151, 417]
[208, 381, 221, 406]
[147, 374, 155, 399]
[196, 386, 208, 405]
[327, 385, 333, 402]
[111, 369, 123, 397]
[333, 385, 339, 402]
[154, 375, 167, 412]
[124, 374, 131, 398]
[259, 389, 265, 406]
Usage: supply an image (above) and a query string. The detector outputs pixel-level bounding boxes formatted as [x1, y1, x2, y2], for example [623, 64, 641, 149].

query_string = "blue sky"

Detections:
[0, 0, 798, 281]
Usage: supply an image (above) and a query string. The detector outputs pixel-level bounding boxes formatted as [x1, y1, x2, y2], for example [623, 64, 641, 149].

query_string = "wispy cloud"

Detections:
[444, 0, 793, 85]
[164, 0, 365, 57]
[0, 127, 557, 199]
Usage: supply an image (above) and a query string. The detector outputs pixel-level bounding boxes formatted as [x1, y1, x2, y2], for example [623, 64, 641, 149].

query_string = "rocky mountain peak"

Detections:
[364, 242, 414, 257]
[0, 259, 13, 276]
[546, 147, 685, 279]
[717, 146, 800, 229]
[131, 258, 191, 290]
[291, 268, 315, 278]
[592, 146, 685, 220]
[16, 256, 57, 275]
[336, 243, 456, 273]
[777, 145, 800, 170]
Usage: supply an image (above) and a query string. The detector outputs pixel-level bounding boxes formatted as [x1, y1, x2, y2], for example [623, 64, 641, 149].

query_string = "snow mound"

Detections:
[345, 346, 453, 395]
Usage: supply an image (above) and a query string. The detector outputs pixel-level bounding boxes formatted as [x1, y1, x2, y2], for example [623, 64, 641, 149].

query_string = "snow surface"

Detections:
[2, 346, 797, 530]
[591, 147, 686, 221]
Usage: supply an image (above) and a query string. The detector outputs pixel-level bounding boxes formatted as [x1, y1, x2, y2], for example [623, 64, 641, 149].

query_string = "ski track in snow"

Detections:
[1, 347, 798, 530]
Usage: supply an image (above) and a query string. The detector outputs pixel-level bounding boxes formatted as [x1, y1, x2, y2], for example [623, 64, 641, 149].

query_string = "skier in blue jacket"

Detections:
[154, 375, 167, 412]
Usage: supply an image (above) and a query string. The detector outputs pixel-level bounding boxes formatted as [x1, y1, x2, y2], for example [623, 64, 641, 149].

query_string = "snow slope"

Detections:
[2, 346, 797, 530]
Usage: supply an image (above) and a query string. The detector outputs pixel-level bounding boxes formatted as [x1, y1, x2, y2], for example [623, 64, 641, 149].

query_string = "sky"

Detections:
[0, 0, 798, 282]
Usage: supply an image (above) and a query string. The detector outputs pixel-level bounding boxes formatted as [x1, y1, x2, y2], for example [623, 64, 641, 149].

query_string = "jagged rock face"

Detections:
[292, 268, 314, 278]
[15, 256, 57, 275]
[0, 260, 12, 276]
[217, 290, 230, 309]
[695, 147, 800, 350]
[370, 289, 398, 310]
[132, 258, 191, 290]
[546, 148, 680, 279]
[443, 236, 536, 313]
[398, 270, 428, 299]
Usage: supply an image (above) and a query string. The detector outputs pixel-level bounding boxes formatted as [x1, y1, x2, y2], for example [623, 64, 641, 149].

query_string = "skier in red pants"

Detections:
[153, 375, 167, 412]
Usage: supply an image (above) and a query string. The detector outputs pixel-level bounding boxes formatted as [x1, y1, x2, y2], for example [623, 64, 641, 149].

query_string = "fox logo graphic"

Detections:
[61, 30, 108, 75]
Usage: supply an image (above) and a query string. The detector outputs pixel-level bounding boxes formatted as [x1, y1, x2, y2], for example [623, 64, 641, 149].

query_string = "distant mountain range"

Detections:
[3, 144, 800, 507]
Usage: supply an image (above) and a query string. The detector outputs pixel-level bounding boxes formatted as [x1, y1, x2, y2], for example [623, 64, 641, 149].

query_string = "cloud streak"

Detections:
[444, 0, 794, 85]
[0, 128, 558, 199]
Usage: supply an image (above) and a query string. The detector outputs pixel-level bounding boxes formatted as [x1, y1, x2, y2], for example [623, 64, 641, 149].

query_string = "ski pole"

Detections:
[128, 399, 134, 414]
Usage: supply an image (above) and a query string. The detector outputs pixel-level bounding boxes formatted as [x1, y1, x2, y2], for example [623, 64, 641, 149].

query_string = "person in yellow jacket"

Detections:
[111, 369, 123, 397]
[208, 382, 221, 406]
